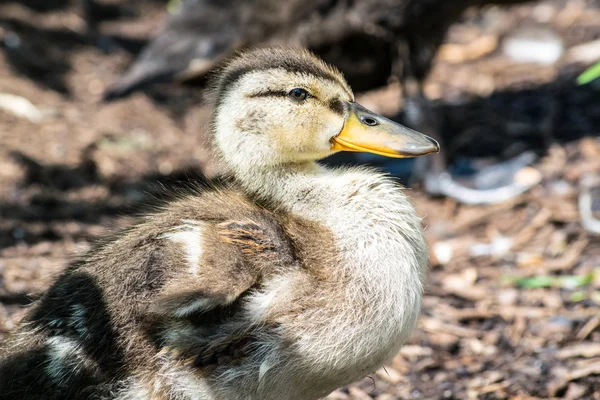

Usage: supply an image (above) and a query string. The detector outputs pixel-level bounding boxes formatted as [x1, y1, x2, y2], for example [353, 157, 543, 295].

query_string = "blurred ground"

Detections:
[0, 0, 599, 399]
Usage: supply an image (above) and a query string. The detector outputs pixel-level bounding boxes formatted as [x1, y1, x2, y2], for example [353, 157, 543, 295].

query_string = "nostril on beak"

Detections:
[361, 116, 379, 126]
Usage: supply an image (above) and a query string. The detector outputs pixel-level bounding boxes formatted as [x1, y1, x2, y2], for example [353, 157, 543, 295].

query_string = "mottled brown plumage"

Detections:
[0, 187, 336, 399]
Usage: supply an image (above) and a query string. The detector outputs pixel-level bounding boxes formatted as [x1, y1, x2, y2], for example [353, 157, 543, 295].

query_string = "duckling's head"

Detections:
[212, 47, 438, 172]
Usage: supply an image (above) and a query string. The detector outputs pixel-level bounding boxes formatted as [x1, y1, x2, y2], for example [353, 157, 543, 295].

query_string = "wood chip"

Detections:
[556, 343, 600, 359]
[576, 316, 600, 340]
[399, 345, 433, 358]
[420, 316, 480, 338]
[543, 237, 588, 271]
[375, 367, 407, 384]
[549, 361, 600, 396]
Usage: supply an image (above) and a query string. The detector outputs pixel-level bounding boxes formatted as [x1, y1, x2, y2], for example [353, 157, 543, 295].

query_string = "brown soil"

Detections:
[0, 0, 599, 399]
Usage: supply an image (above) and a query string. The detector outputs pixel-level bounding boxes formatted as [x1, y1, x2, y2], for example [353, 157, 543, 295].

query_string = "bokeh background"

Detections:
[0, 0, 599, 398]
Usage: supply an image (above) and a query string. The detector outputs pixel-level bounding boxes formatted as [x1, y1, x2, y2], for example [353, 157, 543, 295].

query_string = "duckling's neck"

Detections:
[232, 160, 427, 278]
[234, 159, 427, 372]
[233, 161, 325, 209]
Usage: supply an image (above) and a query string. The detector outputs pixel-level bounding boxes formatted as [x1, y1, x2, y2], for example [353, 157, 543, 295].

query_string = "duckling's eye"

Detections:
[288, 88, 309, 102]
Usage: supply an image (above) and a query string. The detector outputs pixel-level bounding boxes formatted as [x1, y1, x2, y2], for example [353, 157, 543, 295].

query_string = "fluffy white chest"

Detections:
[276, 168, 428, 377]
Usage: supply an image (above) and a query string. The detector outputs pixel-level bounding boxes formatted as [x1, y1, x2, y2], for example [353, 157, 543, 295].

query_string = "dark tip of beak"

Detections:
[426, 136, 441, 154]
[401, 136, 440, 156]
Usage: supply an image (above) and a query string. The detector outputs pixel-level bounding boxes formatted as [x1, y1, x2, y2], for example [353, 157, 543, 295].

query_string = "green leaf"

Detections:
[559, 271, 595, 289]
[570, 291, 587, 302]
[167, 0, 182, 14]
[511, 275, 555, 288]
[504, 271, 596, 289]
[577, 61, 600, 85]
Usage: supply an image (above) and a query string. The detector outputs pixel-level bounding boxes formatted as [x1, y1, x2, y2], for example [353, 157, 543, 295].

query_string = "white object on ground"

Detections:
[502, 27, 564, 65]
[0, 93, 44, 123]
[579, 174, 600, 234]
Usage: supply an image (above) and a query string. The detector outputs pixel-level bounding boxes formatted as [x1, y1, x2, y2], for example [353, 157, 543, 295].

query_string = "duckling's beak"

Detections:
[331, 102, 440, 158]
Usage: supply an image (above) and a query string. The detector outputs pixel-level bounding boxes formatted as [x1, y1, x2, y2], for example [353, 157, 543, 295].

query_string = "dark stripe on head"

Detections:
[218, 65, 256, 103]
[246, 90, 289, 98]
[329, 99, 345, 116]
[215, 48, 351, 107]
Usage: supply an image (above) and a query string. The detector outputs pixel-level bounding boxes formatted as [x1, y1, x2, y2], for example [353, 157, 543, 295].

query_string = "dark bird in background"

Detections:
[104, 0, 539, 204]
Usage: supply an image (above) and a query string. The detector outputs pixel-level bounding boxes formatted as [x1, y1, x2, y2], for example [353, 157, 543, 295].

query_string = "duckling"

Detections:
[0, 47, 439, 400]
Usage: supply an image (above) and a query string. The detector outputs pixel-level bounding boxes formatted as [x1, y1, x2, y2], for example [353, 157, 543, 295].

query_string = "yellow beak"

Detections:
[331, 102, 440, 158]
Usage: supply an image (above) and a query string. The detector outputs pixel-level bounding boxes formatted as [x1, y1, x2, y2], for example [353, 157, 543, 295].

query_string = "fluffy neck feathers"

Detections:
[230, 161, 325, 205]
